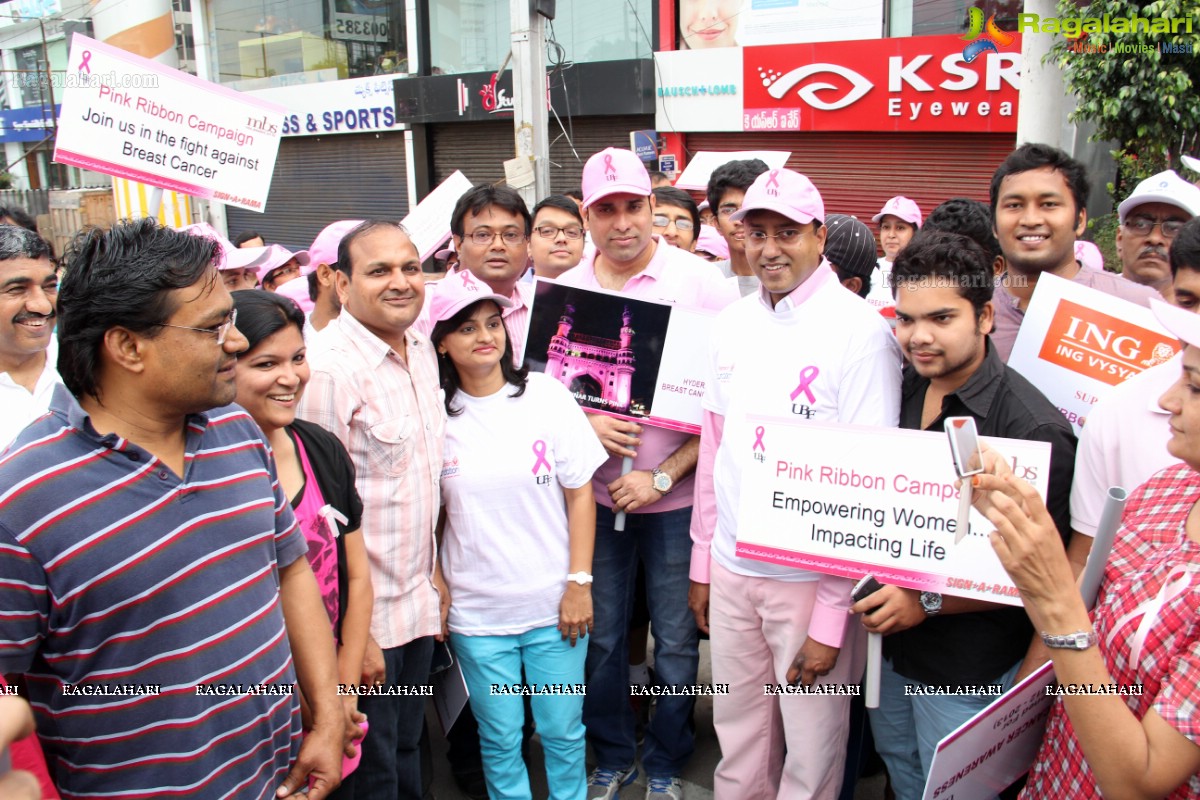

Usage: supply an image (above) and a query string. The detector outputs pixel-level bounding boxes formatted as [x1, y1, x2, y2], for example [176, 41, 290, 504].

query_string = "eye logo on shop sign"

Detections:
[757, 64, 873, 111]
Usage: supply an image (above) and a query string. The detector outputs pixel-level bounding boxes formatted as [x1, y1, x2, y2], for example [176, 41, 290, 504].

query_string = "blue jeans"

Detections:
[869, 657, 1022, 800]
[352, 636, 434, 800]
[454, 625, 587, 800]
[584, 504, 698, 779]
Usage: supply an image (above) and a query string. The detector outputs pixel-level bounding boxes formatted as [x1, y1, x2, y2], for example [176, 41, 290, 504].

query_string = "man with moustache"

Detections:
[0, 219, 343, 799]
[299, 220, 446, 800]
[989, 143, 1160, 361]
[0, 226, 60, 449]
[1114, 170, 1200, 300]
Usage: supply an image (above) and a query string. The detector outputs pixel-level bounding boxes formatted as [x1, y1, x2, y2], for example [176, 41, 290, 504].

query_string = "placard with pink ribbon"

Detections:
[53, 34, 285, 212]
[733, 417, 1052, 605]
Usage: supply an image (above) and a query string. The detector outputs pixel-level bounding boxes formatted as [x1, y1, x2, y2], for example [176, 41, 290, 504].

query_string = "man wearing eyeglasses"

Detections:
[530, 195, 587, 280]
[1115, 170, 1200, 300]
[651, 187, 701, 252]
[415, 184, 535, 366]
[0, 219, 344, 799]
[690, 168, 901, 798]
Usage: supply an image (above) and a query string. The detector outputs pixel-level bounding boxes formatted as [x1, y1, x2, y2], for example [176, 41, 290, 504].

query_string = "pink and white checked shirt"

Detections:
[1024, 463, 1200, 799]
[299, 311, 446, 649]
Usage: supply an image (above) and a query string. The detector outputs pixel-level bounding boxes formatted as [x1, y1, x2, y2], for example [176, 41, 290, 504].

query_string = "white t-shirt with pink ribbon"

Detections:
[439, 372, 607, 636]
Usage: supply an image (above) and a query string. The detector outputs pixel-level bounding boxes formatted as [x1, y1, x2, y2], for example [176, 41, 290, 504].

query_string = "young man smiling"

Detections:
[851, 231, 1076, 800]
[989, 143, 1160, 361]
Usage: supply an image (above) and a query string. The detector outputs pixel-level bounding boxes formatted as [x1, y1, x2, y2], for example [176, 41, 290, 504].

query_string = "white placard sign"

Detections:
[399, 171, 475, 262]
[1008, 273, 1180, 433]
[922, 662, 1055, 800]
[734, 418, 1052, 605]
[54, 35, 285, 212]
[674, 150, 791, 191]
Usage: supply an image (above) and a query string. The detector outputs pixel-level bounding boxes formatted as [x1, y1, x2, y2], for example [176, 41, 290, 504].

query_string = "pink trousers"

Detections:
[710, 560, 865, 800]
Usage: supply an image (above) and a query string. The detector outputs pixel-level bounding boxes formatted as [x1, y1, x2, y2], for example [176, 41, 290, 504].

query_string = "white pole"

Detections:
[509, 0, 550, 208]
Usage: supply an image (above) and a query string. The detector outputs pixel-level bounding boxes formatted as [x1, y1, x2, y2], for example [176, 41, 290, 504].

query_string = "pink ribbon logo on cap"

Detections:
[604, 153, 618, 182]
[765, 170, 781, 197]
[460, 270, 477, 290]
[752, 426, 765, 451]
[531, 440, 551, 475]
[78, 51, 92, 73]
[789, 366, 819, 403]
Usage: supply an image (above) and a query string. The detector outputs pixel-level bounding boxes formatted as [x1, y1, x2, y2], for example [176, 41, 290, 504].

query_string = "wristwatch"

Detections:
[567, 572, 593, 586]
[1041, 630, 1098, 650]
[919, 591, 943, 617]
[651, 468, 674, 495]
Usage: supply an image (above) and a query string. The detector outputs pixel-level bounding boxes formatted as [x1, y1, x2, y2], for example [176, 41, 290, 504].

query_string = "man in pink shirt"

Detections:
[415, 185, 534, 366]
[557, 147, 737, 800]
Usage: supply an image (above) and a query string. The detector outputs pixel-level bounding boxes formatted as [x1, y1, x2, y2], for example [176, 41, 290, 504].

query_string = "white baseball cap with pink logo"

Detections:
[581, 147, 652, 208]
[729, 168, 825, 225]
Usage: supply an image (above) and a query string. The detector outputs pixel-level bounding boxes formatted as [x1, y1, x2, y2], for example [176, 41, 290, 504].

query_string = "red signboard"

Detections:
[741, 34, 1021, 133]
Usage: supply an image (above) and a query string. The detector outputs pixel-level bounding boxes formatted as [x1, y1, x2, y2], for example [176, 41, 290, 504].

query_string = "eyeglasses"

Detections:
[745, 229, 810, 245]
[467, 228, 527, 246]
[717, 205, 740, 218]
[653, 215, 695, 232]
[160, 309, 239, 345]
[534, 224, 584, 240]
[1124, 216, 1187, 238]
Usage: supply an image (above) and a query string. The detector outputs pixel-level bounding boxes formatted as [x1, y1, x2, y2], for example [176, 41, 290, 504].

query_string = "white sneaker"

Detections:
[586, 765, 639, 800]
[645, 776, 684, 799]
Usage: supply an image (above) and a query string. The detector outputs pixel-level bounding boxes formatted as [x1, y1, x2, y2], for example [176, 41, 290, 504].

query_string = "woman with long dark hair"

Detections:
[429, 274, 605, 800]
[230, 290, 374, 787]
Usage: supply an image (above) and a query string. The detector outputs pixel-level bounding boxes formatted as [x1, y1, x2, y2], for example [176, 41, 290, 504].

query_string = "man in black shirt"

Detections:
[850, 231, 1076, 800]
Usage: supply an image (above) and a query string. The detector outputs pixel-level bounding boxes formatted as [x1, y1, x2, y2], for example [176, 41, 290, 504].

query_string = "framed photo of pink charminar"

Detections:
[525, 279, 715, 435]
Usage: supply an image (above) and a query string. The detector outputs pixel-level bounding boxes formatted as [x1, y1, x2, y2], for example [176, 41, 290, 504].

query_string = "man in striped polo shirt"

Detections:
[0, 219, 343, 799]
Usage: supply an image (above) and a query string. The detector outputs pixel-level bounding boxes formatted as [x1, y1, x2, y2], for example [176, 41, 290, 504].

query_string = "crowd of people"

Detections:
[1, 140, 1199, 800]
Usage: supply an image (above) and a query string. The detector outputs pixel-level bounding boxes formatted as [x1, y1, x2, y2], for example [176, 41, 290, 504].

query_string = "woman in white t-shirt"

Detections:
[429, 273, 606, 800]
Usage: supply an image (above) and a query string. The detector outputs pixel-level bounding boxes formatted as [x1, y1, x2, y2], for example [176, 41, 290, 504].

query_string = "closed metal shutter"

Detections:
[431, 115, 656, 196]
[685, 132, 1015, 229]
[226, 132, 409, 252]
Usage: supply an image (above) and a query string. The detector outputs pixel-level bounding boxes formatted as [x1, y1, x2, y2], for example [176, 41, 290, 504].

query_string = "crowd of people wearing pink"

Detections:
[1, 140, 1200, 800]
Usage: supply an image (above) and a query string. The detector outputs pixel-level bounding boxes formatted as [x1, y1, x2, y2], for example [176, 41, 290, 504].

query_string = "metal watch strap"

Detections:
[1041, 630, 1098, 650]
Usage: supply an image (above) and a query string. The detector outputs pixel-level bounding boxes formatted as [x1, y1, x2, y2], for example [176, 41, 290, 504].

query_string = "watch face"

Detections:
[920, 592, 942, 613]
[654, 473, 671, 492]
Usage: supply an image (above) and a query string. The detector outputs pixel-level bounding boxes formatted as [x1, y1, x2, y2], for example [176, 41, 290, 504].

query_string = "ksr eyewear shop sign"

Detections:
[741, 34, 1022, 133]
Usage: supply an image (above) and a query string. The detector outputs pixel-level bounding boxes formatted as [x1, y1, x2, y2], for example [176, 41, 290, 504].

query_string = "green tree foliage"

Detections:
[1049, 0, 1200, 198]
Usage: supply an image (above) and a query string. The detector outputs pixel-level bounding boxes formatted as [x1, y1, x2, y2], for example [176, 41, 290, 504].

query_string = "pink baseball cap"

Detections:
[872, 196, 923, 227]
[255, 244, 311, 284]
[308, 220, 365, 270]
[434, 238, 456, 262]
[1074, 240, 1104, 271]
[428, 270, 513, 325]
[695, 224, 729, 260]
[729, 168, 824, 225]
[273, 274, 316, 314]
[582, 147, 652, 208]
